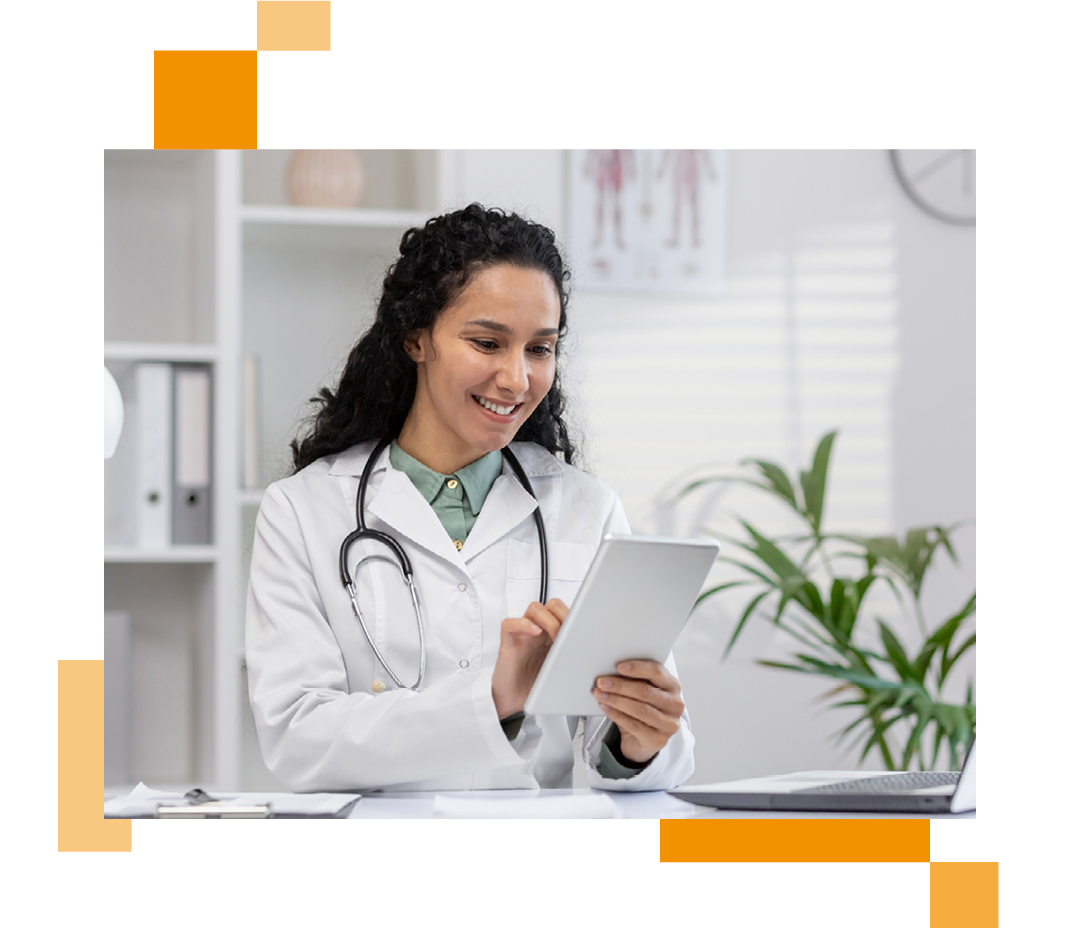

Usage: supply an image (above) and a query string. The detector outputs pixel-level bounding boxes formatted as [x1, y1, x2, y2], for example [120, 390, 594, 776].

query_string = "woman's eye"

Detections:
[530, 345, 554, 357]
[472, 339, 499, 351]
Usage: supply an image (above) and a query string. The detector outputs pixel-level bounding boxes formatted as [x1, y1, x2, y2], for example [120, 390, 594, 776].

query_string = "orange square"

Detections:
[931, 862, 998, 927]
[660, 819, 931, 863]
[258, 1, 331, 50]
[154, 50, 257, 149]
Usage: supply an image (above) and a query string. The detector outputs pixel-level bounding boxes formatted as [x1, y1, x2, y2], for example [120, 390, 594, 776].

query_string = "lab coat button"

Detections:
[372, 680, 386, 693]
[459, 660, 469, 669]
[458, 583, 467, 592]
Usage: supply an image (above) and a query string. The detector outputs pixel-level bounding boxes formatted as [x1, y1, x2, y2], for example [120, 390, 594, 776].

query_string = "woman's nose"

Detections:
[496, 351, 528, 396]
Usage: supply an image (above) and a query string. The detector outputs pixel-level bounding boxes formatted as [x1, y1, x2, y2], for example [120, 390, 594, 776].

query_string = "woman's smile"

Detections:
[472, 395, 523, 418]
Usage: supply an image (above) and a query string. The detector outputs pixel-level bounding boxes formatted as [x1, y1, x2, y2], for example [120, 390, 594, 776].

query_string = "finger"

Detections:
[593, 689, 682, 735]
[611, 659, 680, 691]
[544, 598, 569, 621]
[501, 617, 544, 641]
[595, 677, 684, 716]
[523, 601, 564, 642]
[598, 702, 666, 755]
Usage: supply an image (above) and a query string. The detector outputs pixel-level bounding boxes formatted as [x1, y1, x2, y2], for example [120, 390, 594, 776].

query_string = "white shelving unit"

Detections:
[104, 149, 452, 791]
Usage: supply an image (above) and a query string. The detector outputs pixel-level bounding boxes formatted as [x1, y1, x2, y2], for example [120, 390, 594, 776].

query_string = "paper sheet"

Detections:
[429, 792, 619, 819]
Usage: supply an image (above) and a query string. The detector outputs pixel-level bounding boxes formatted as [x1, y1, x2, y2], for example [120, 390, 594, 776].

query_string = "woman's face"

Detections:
[401, 263, 562, 472]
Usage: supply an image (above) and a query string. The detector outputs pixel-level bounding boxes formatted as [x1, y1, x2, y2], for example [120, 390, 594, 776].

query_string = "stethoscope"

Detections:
[339, 435, 548, 691]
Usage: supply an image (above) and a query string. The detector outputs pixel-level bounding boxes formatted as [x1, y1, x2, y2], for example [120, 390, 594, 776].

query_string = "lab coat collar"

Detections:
[462, 444, 563, 560]
[327, 439, 386, 477]
[327, 440, 562, 569]
[459, 470, 540, 562]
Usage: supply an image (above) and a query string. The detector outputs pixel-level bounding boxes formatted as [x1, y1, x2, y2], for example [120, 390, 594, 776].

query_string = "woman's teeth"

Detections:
[474, 396, 518, 416]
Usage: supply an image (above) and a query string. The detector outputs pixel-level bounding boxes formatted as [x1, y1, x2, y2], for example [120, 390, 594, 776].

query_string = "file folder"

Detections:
[135, 363, 172, 547]
[172, 365, 213, 545]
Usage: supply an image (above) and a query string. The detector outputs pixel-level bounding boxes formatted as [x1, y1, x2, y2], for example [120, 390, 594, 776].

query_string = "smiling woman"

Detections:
[244, 204, 695, 793]
[399, 265, 562, 473]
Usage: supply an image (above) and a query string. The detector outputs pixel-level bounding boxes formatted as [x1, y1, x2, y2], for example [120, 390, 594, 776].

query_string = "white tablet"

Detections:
[523, 534, 721, 716]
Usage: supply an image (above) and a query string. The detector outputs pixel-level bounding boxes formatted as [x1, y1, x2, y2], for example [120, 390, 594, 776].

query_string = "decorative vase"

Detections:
[286, 150, 364, 207]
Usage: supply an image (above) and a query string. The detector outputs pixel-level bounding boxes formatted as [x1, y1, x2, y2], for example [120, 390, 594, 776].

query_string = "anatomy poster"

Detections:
[568, 150, 727, 295]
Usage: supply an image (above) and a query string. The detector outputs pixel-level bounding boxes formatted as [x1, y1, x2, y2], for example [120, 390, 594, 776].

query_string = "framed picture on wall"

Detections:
[567, 149, 727, 295]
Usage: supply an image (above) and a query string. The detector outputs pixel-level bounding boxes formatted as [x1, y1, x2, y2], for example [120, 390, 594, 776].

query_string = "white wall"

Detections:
[452, 150, 975, 781]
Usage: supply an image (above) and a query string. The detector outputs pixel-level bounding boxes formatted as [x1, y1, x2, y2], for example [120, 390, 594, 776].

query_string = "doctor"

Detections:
[246, 204, 694, 792]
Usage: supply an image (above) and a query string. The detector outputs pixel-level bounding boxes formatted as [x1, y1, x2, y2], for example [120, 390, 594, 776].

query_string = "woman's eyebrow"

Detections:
[464, 318, 559, 337]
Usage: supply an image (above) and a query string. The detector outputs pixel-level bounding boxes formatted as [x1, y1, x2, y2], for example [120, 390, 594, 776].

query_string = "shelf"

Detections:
[104, 342, 219, 363]
[241, 205, 430, 254]
[105, 546, 219, 564]
[240, 204, 430, 228]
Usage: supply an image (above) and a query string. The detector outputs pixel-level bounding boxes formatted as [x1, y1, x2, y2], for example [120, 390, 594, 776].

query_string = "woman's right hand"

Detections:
[491, 598, 568, 719]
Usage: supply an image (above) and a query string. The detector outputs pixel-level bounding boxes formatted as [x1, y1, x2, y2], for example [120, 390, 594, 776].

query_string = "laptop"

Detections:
[669, 738, 975, 814]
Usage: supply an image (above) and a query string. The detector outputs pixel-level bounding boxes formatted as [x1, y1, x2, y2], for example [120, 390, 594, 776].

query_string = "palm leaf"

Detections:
[738, 460, 799, 511]
[724, 589, 773, 657]
[859, 713, 905, 768]
[941, 633, 976, 685]
[877, 620, 916, 681]
[696, 579, 755, 605]
[740, 521, 807, 586]
[798, 431, 836, 535]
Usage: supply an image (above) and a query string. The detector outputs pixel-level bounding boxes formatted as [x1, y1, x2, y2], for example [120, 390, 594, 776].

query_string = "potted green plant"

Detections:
[679, 431, 975, 771]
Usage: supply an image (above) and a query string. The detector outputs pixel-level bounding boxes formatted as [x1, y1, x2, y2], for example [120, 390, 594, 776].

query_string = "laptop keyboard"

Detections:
[796, 771, 961, 794]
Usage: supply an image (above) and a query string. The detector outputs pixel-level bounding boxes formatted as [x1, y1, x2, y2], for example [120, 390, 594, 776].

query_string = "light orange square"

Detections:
[58, 661, 131, 851]
[931, 862, 998, 927]
[154, 50, 257, 149]
[258, 1, 331, 51]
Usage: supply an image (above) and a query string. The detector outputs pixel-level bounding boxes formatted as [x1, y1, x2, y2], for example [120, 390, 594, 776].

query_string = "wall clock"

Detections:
[889, 150, 975, 226]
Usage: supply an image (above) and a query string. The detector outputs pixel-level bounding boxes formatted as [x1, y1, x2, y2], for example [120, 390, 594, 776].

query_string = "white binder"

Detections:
[172, 365, 212, 545]
[104, 365, 137, 546]
[135, 363, 172, 547]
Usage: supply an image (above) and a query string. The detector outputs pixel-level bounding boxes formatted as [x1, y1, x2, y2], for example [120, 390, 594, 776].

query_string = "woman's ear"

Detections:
[403, 330, 426, 362]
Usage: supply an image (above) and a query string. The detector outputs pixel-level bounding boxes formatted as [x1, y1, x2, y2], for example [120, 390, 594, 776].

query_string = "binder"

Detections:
[135, 363, 172, 547]
[172, 365, 213, 545]
[104, 364, 137, 546]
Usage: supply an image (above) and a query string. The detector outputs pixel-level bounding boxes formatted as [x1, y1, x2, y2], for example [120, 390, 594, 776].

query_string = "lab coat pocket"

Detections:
[506, 539, 597, 617]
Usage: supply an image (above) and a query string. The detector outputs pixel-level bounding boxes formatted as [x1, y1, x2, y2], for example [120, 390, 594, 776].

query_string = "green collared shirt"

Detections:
[389, 441, 503, 550]
[387, 440, 650, 780]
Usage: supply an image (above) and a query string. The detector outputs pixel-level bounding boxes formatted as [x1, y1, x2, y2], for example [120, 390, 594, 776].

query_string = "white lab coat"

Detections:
[245, 439, 695, 792]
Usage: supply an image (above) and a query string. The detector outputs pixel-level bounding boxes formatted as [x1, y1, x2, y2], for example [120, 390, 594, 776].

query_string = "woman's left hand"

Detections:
[592, 660, 685, 765]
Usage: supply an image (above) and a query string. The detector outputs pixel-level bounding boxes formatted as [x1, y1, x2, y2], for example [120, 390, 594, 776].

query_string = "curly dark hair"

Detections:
[290, 203, 577, 473]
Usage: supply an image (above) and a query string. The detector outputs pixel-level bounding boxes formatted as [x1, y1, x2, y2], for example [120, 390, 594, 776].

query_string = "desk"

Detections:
[105, 787, 974, 819]
[346, 788, 972, 819]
